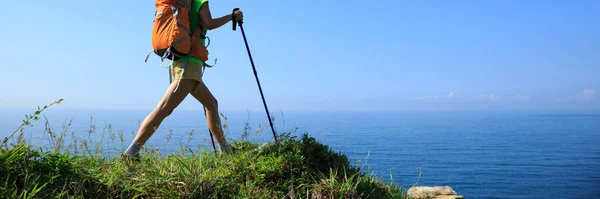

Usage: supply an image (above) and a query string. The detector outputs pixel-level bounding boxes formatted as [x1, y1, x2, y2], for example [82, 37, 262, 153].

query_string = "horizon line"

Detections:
[1, 107, 599, 113]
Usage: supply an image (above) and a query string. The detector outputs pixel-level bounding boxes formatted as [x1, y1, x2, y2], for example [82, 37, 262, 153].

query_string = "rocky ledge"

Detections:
[407, 186, 464, 199]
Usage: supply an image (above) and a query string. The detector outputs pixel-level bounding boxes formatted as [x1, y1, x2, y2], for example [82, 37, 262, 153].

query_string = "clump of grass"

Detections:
[0, 100, 408, 199]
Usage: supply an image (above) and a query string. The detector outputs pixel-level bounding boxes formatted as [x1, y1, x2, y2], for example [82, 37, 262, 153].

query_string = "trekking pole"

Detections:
[169, 68, 217, 153]
[232, 8, 279, 145]
[169, 66, 173, 83]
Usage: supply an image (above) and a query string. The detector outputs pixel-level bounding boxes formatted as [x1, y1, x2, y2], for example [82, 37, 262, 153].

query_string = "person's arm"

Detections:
[200, 3, 242, 30]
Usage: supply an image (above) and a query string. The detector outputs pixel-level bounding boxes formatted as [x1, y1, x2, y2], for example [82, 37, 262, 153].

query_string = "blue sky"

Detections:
[1, 0, 598, 112]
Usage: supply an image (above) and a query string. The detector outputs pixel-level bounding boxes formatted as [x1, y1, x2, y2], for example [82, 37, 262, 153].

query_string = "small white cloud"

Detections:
[583, 89, 596, 95]
[471, 94, 499, 101]
[488, 94, 498, 101]
[413, 95, 439, 101]
[569, 89, 597, 101]
[448, 92, 455, 98]
[513, 94, 531, 102]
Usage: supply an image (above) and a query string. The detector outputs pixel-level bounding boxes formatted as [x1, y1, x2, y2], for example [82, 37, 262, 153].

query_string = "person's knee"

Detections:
[156, 104, 174, 118]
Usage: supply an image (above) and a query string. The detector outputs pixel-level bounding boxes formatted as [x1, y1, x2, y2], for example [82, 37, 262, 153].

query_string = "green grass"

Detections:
[0, 100, 411, 199]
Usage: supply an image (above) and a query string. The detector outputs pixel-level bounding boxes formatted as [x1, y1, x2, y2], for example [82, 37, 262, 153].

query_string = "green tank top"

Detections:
[186, 0, 209, 65]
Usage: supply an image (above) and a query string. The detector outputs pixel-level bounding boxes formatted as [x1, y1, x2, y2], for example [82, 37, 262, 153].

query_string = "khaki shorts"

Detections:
[171, 60, 204, 83]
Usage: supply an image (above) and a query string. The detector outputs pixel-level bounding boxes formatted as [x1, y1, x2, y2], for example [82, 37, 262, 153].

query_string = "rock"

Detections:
[434, 196, 464, 199]
[407, 186, 464, 199]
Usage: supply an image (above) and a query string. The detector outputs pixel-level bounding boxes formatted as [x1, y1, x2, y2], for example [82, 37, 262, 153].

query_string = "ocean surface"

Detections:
[1, 108, 599, 199]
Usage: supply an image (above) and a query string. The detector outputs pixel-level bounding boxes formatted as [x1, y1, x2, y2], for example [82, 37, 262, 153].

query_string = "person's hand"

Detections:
[234, 10, 243, 22]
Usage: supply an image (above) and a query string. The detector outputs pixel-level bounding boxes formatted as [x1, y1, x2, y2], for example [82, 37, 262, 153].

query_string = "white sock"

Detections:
[125, 140, 142, 156]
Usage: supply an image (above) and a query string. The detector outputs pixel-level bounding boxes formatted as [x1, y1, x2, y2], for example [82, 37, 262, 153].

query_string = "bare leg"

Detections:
[125, 79, 196, 156]
[189, 81, 230, 151]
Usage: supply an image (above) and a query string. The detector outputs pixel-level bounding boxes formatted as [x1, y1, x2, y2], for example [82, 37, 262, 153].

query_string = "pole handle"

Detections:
[232, 8, 240, 31]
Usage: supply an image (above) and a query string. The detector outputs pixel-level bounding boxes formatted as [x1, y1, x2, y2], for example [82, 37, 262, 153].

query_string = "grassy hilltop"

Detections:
[1, 100, 408, 199]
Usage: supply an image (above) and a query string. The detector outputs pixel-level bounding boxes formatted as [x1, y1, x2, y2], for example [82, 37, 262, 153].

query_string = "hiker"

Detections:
[122, 0, 243, 159]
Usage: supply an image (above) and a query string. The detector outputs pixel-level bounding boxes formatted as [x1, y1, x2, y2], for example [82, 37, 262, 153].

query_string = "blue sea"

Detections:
[1, 108, 599, 199]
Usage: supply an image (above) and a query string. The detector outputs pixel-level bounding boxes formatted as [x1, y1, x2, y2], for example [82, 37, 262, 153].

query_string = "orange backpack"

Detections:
[146, 0, 208, 64]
